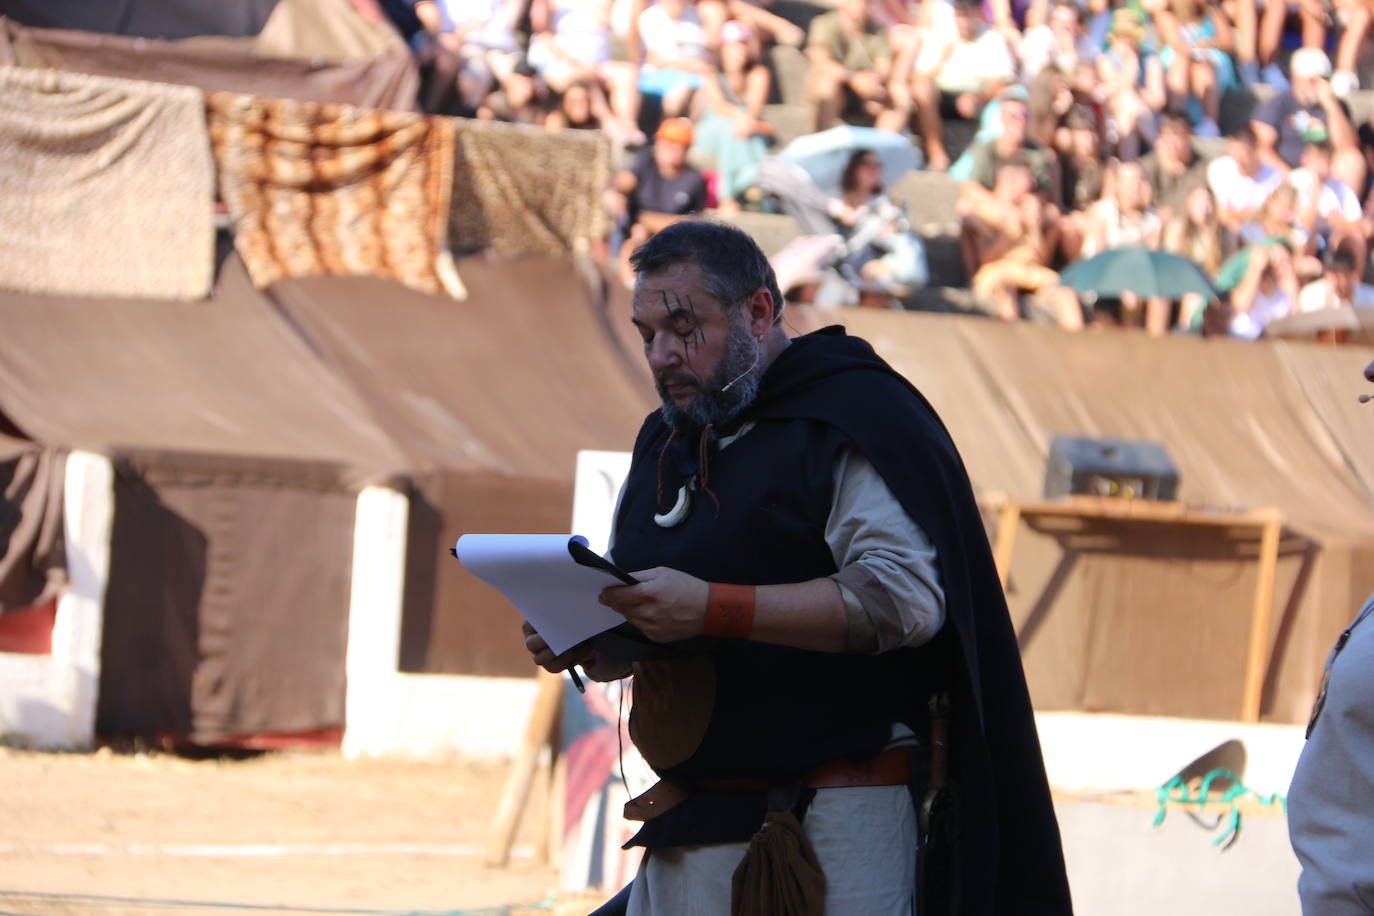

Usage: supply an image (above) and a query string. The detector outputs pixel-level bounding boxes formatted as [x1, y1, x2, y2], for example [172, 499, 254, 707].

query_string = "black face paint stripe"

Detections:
[658, 290, 705, 355]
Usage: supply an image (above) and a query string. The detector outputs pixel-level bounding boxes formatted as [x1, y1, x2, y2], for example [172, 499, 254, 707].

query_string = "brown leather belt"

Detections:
[692, 748, 913, 792]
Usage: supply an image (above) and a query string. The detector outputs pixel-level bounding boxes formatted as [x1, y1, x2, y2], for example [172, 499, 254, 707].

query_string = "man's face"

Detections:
[1050, 5, 1078, 39]
[954, 7, 980, 40]
[632, 261, 761, 429]
[653, 138, 688, 174]
[1000, 100, 1028, 143]
[1303, 147, 1331, 183]
[839, 0, 869, 25]
[1230, 138, 1257, 175]
[1293, 74, 1320, 106]
[1159, 121, 1189, 161]
[1331, 267, 1355, 300]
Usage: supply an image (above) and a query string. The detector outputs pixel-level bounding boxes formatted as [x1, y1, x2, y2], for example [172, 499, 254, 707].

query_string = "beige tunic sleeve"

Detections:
[825, 444, 947, 653]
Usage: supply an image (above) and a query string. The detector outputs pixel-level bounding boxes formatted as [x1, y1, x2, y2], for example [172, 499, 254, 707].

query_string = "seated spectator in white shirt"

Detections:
[906, 0, 1015, 170]
[1207, 123, 1282, 242]
[921, 0, 1016, 96]
[1019, 0, 1097, 81]
[1287, 136, 1365, 262]
[1079, 160, 1164, 259]
[1298, 246, 1374, 312]
[636, 0, 712, 117]
[1216, 240, 1299, 340]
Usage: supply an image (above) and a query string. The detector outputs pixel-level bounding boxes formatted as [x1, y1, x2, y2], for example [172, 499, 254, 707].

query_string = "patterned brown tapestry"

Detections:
[448, 119, 611, 258]
[208, 93, 455, 295]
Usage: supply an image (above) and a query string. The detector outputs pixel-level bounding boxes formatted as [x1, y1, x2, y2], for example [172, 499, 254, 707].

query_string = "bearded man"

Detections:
[521, 220, 1072, 916]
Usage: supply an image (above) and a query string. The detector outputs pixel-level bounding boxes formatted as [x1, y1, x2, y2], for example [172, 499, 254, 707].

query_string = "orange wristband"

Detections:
[703, 583, 756, 639]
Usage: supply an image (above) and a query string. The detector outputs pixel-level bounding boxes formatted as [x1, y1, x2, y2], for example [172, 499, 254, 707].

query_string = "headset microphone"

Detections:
[1360, 393, 1373, 404]
[719, 338, 762, 393]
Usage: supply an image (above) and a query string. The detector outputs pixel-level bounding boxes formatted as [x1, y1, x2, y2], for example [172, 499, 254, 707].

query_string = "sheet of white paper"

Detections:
[453, 533, 629, 656]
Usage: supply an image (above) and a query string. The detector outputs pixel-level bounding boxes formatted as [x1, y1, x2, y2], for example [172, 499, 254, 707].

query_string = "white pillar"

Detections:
[341, 485, 539, 760]
[341, 485, 410, 759]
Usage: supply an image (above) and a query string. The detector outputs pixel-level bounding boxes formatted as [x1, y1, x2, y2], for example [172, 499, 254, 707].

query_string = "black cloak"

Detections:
[628, 326, 1074, 915]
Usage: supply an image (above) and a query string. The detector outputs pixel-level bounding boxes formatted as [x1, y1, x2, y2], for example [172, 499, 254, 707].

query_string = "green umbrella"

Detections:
[1058, 246, 1218, 300]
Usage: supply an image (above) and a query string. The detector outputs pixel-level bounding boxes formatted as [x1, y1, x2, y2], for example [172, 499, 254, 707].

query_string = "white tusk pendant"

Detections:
[653, 485, 692, 528]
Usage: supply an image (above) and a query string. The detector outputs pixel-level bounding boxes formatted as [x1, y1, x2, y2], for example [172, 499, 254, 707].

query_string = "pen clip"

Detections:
[568, 537, 639, 586]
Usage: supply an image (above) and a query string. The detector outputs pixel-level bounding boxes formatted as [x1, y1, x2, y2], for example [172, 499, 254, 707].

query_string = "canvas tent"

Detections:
[0, 251, 409, 745]
[0, 0, 283, 40]
[0, 0, 403, 55]
[0, 1, 419, 111]
[0, 248, 653, 751]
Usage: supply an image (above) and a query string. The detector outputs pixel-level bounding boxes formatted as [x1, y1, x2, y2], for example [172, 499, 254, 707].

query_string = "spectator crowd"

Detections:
[378, 0, 1374, 339]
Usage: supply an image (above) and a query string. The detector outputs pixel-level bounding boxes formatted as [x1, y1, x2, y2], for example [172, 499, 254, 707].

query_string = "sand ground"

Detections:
[0, 741, 1307, 916]
[0, 745, 603, 916]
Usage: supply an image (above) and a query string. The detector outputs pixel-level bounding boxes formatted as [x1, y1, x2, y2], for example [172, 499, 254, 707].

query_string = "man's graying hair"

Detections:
[629, 220, 785, 325]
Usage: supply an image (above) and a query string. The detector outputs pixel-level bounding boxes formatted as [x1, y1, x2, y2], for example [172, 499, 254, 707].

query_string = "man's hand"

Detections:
[849, 70, 887, 101]
[521, 620, 593, 673]
[599, 567, 709, 643]
[1315, 77, 1340, 111]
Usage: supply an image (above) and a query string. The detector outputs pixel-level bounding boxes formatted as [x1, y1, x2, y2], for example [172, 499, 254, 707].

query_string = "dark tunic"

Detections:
[610, 327, 1073, 915]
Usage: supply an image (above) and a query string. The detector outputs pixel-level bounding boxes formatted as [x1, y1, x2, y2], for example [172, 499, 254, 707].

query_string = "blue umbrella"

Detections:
[1058, 246, 1218, 300]
[776, 126, 922, 196]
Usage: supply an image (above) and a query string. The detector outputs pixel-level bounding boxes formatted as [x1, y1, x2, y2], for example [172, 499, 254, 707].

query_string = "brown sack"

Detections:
[730, 809, 826, 916]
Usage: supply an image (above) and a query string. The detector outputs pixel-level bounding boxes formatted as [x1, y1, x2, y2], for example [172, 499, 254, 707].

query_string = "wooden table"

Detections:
[987, 495, 1285, 723]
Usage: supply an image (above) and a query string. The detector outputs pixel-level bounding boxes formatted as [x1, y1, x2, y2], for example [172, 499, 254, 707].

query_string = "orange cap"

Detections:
[655, 117, 694, 146]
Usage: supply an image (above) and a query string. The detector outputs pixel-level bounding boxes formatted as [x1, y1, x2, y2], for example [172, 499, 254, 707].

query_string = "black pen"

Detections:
[567, 539, 640, 585]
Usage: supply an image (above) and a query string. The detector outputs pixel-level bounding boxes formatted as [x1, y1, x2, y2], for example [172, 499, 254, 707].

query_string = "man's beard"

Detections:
[656, 320, 761, 431]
